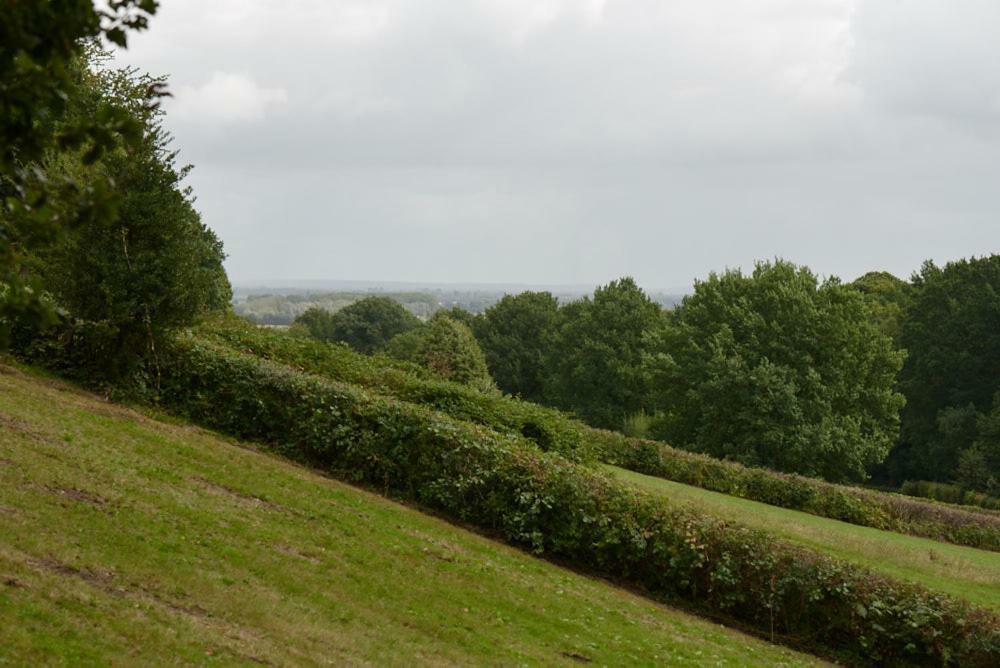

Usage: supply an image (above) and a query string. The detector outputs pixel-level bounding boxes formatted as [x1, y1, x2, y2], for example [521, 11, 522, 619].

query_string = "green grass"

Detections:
[608, 465, 1000, 611]
[0, 365, 823, 667]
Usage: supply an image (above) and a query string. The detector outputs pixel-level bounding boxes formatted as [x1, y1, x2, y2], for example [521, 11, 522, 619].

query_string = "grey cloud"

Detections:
[115, 0, 1000, 288]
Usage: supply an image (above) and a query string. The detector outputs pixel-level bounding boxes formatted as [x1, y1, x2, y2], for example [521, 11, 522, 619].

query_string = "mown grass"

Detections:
[0, 364, 822, 667]
[608, 466, 1000, 611]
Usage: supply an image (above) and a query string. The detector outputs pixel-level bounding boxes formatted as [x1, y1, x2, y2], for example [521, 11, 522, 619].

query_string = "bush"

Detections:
[596, 430, 1000, 551]
[195, 314, 1000, 552]
[403, 314, 494, 390]
[200, 315, 584, 457]
[154, 336, 999, 666]
[901, 481, 1000, 513]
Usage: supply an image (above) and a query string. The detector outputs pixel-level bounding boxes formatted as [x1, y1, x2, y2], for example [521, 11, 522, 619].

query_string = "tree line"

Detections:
[294, 258, 1000, 490]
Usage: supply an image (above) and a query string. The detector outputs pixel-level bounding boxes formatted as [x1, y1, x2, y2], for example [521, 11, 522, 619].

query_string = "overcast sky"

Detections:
[113, 0, 1000, 289]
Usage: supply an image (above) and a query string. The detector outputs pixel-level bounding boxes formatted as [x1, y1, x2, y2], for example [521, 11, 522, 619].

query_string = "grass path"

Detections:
[608, 465, 1000, 611]
[0, 365, 822, 666]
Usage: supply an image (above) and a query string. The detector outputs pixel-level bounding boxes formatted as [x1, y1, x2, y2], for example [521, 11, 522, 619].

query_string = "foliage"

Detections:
[596, 429, 1000, 551]
[900, 480, 1000, 513]
[849, 271, 911, 340]
[546, 278, 663, 429]
[473, 291, 559, 402]
[889, 256, 1000, 486]
[292, 306, 337, 341]
[27, 53, 229, 380]
[0, 1, 160, 348]
[150, 337, 1000, 666]
[297, 296, 421, 354]
[189, 314, 1000, 551]
[199, 314, 583, 455]
[956, 397, 1000, 494]
[438, 305, 478, 328]
[383, 327, 427, 363]
[387, 314, 495, 391]
[647, 260, 905, 482]
[621, 411, 657, 439]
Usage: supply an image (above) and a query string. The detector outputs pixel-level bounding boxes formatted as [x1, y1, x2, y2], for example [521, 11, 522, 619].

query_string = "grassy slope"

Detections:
[0, 365, 821, 667]
[609, 466, 1000, 611]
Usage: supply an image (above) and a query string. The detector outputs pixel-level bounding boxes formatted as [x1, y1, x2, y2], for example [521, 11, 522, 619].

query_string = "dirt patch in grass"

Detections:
[31, 556, 119, 591]
[271, 543, 322, 565]
[0, 412, 57, 445]
[45, 486, 107, 506]
[191, 476, 282, 512]
[561, 650, 593, 663]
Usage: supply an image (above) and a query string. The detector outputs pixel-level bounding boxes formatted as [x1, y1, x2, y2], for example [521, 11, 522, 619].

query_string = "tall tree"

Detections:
[546, 278, 662, 429]
[1, 1, 161, 347]
[474, 291, 559, 401]
[32, 51, 230, 380]
[647, 260, 905, 482]
[886, 256, 1000, 484]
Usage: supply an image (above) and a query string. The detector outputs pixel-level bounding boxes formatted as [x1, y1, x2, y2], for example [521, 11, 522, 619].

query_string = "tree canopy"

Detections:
[884, 256, 1000, 486]
[305, 296, 422, 354]
[387, 314, 495, 391]
[25, 48, 230, 380]
[545, 277, 662, 429]
[646, 260, 905, 482]
[474, 291, 559, 401]
[849, 271, 911, 341]
[1, 1, 161, 348]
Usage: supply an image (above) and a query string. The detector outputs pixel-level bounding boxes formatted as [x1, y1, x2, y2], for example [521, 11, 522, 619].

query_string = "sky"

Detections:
[113, 0, 1000, 290]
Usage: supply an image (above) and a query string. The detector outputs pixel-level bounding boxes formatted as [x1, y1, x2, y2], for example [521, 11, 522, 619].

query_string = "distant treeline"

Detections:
[234, 292, 440, 325]
[232, 287, 684, 325]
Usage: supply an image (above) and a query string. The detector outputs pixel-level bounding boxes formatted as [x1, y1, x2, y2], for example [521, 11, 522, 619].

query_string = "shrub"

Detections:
[901, 481, 1000, 513]
[596, 430, 1000, 551]
[199, 315, 584, 458]
[194, 314, 1000, 552]
[154, 336, 999, 666]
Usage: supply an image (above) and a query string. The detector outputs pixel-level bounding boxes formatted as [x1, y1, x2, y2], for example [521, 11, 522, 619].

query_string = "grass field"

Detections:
[0, 364, 823, 666]
[608, 466, 1000, 611]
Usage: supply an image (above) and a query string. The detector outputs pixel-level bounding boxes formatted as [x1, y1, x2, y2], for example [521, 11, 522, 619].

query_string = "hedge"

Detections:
[198, 316, 584, 458]
[155, 335, 999, 666]
[901, 481, 1000, 514]
[197, 317, 1000, 553]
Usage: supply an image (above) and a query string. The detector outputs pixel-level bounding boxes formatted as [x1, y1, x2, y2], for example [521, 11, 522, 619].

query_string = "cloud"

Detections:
[847, 0, 1000, 126]
[169, 72, 288, 123]
[112, 0, 1000, 287]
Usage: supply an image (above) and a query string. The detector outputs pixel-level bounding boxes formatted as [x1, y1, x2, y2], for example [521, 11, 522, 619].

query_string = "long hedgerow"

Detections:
[155, 335, 999, 666]
[196, 316, 1000, 552]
